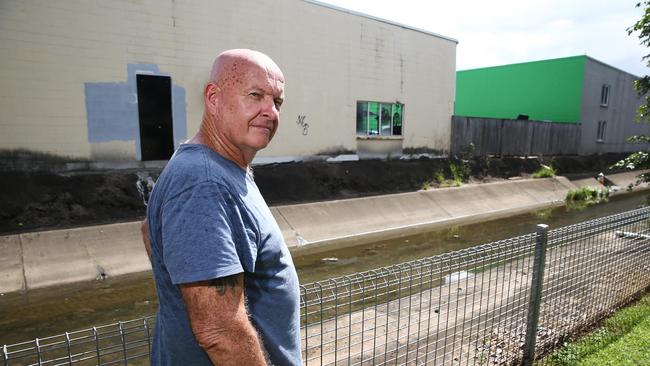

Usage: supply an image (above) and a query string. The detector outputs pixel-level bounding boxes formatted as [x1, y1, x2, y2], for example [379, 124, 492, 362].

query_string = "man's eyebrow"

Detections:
[248, 86, 268, 93]
[250, 86, 283, 99]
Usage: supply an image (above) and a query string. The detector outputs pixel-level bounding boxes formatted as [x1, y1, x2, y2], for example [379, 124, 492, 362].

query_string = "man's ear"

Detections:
[204, 82, 219, 115]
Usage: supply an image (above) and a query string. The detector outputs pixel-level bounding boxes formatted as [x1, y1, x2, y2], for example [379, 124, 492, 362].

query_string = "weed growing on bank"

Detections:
[533, 165, 556, 178]
[450, 163, 469, 185]
[423, 163, 469, 189]
[434, 169, 445, 185]
[565, 187, 609, 211]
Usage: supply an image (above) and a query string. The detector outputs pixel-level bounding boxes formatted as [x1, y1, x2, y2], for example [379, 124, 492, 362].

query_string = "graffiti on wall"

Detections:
[296, 115, 309, 136]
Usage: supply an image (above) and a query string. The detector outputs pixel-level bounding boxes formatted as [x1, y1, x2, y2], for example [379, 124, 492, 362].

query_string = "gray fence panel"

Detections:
[503, 119, 530, 156]
[452, 116, 582, 157]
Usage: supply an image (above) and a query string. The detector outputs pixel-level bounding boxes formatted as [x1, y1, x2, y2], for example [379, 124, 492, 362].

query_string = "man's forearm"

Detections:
[194, 310, 267, 365]
[181, 275, 267, 365]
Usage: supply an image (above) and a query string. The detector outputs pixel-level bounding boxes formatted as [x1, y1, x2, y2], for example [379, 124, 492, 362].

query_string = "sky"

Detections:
[318, 0, 648, 76]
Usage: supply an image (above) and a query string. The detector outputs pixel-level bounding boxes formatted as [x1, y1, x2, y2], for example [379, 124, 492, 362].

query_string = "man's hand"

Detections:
[180, 273, 267, 365]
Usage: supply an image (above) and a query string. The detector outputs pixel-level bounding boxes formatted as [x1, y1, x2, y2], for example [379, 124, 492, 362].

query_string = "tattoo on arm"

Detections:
[207, 275, 239, 296]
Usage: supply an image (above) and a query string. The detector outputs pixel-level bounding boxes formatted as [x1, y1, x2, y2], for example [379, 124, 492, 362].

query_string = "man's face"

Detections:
[213, 61, 285, 156]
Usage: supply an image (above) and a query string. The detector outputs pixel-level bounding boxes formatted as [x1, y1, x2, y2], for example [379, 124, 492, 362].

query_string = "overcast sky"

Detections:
[318, 0, 648, 76]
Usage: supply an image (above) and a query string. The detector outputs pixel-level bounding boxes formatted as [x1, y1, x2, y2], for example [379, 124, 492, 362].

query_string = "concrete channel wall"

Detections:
[0, 172, 643, 294]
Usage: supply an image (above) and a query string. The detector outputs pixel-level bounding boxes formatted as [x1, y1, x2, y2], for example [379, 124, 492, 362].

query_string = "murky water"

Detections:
[1, 190, 648, 345]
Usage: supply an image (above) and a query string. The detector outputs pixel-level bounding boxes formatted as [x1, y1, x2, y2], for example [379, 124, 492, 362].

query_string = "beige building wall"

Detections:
[0, 0, 457, 161]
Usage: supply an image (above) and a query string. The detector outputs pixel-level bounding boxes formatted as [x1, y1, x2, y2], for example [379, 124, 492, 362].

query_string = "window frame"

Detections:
[596, 120, 607, 142]
[356, 100, 404, 138]
[600, 84, 610, 107]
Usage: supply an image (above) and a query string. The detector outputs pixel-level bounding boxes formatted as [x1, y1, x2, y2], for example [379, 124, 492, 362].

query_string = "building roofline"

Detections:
[457, 55, 585, 73]
[302, 0, 458, 44]
[458, 55, 640, 78]
[583, 55, 640, 78]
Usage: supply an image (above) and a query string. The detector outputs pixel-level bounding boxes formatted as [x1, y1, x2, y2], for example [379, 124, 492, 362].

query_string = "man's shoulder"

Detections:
[156, 144, 240, 199]
[165, 144, 208, 177]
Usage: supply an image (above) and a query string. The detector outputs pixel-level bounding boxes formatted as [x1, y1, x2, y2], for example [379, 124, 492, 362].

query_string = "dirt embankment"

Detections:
[0, 153, 630, 235]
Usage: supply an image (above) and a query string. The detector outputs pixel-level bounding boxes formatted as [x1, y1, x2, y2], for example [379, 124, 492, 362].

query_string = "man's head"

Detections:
[200, 49, 285, 167]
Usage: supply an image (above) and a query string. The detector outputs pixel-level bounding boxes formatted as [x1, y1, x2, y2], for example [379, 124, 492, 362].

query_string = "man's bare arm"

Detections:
[180, 273, 267, 365]
[140, 219, 152, 262]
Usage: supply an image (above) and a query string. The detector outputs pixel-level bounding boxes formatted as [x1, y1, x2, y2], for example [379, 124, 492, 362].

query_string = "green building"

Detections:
[455, 56, 586, 123]
[455, 55, 647, 155]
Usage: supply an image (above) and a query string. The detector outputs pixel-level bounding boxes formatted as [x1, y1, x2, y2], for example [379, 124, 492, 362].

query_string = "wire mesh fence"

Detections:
[4, 207, 650, 365]
[3, 317, 154, 366]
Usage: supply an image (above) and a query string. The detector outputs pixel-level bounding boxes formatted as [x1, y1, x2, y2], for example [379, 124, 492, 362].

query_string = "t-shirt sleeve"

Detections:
[161, 181, 258, 284]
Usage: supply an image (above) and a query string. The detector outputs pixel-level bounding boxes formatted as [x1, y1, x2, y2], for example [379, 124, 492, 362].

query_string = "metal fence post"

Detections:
[522, 224, 549, 366]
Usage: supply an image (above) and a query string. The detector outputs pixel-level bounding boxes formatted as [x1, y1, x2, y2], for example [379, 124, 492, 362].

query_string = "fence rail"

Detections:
[451, 116, 582, 157]
[4, 207, 650, 365]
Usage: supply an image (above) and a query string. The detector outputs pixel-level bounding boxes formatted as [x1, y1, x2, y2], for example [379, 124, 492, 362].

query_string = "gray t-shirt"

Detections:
[146, 144, 302, 365]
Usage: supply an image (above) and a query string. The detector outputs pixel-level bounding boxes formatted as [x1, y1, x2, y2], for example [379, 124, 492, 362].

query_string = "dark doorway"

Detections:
[137, 74, 174, 161]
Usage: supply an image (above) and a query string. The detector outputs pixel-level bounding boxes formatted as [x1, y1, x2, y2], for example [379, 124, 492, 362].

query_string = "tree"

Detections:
[611, 1, 650, 184]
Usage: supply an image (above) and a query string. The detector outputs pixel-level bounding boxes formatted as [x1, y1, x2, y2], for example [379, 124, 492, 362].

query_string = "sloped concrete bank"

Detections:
[0, 172, 645, 294]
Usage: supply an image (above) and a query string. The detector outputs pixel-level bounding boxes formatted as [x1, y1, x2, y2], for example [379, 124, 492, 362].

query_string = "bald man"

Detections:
[144, 49, 302, 365]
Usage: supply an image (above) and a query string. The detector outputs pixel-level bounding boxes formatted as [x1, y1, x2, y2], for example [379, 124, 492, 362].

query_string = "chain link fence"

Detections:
[4, 207, 650, 365]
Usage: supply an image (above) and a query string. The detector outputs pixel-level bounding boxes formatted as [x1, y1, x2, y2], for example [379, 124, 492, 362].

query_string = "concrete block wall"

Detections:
[580, 57, 647, 155]
[0, 0, 457, 161]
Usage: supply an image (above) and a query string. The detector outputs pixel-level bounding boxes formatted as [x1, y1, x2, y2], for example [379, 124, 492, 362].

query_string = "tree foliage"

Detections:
[612, 1, 650, 182]
[628, 1, 650, 122]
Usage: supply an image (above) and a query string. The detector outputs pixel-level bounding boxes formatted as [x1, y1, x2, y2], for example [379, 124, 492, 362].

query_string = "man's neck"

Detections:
[188, 123, 253, 170]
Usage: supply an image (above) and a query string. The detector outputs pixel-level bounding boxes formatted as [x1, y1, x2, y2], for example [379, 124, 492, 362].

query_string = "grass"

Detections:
[565, 187, 609, 211]
[533, 165, 556, 178]
[539, 292, 650, 365]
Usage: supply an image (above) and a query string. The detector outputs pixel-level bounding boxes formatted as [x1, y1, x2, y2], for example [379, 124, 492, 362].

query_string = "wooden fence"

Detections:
[451, 116, 582, 157]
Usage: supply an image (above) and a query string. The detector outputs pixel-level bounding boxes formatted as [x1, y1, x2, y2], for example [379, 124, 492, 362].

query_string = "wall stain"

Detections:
[84, 64, 187, 160]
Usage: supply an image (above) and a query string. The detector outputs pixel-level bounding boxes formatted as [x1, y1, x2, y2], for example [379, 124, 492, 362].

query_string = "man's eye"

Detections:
[249, 92, 261, 98]
[274, 100, 283, 109]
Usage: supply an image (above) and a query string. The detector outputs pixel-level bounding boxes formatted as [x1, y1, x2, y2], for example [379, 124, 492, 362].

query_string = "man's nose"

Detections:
[261, 96, 279, 117]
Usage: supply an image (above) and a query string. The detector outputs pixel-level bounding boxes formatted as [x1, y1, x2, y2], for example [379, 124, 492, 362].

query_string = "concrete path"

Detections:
[0, 172, 645, 294]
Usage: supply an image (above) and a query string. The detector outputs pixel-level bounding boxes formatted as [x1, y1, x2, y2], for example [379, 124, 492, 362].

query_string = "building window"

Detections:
[600, 84, 610, 107]
[597, 121, 607, 142]
[356, 101, 403, 136]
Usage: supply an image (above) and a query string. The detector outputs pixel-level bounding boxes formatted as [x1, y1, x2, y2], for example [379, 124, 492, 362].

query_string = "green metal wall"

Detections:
[455, 56, 585, 123]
